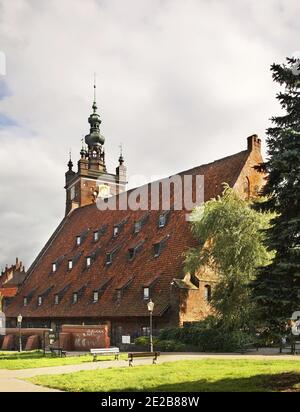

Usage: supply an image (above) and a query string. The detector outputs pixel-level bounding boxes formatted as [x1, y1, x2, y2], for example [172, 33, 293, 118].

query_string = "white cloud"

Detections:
[0, 0, 299, 268]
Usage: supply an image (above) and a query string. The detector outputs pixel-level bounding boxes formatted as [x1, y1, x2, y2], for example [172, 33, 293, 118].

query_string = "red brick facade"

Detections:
[5, 135, 266, 344]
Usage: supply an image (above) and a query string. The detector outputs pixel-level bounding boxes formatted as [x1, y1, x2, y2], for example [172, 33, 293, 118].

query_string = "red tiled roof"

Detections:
[6, 148, 254, 319]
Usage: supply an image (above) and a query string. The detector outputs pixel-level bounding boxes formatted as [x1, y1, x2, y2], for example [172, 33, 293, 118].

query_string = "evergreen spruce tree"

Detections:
[253, 57, 300, 337]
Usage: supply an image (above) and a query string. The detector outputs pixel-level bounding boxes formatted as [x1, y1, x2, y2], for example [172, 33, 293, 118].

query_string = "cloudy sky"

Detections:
[0, 0, 299, 270]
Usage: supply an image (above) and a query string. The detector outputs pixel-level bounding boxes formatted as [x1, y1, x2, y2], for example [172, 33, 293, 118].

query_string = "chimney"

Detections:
[247, 134, 261, 152]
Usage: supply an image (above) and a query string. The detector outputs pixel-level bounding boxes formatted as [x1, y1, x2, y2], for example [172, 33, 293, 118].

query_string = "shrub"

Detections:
[134, 336, 185, 352]
[159, 319, 255, 352]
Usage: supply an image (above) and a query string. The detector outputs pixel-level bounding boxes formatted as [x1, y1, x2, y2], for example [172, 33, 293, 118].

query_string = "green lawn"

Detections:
[0, 350, 124, 370]
[29, 359, 300, 392]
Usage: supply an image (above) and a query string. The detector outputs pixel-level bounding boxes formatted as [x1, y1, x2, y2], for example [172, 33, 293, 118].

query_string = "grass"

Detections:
[29, 359, 300, 392]
[0, 350, 125, 370]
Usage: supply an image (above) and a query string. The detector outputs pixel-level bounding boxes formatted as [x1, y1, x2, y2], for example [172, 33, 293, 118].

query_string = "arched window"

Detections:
[204, 285, 212, 302]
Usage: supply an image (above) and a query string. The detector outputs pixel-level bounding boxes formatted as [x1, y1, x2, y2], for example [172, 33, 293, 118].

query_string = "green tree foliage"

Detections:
[184, 186, 273, 331]
[252, 57, 300, 335]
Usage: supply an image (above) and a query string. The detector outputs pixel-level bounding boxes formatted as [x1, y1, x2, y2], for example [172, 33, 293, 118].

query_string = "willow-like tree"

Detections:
[184, 186, 273, 331]
[252, 57, 300, 336]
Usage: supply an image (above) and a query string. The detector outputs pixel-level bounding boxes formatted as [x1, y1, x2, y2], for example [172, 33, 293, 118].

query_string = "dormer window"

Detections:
[93, 291, 99, 303]
[73, 293, 78, 304]
[52, 263, 57, 273]
[38, 296, 43, 306]
[76, 236, 81, 246]
[134, 221, 142, 234]
[154, 243, 161, 257]
[158, 213, 167, 228]
[128, 248, 135, 261]
[23, 297, 28, 307]
[86, 257, 91, 268]
[106, 253, 113, 265]
[113, 226, 119, 237]
[68, 260, 73, 270]
[54, 294, 59, 305]
[94, 231, 99, 242]
[153, 235, 170, 258]
[143, 287, 150, 300]
[134, 213, 149, 234]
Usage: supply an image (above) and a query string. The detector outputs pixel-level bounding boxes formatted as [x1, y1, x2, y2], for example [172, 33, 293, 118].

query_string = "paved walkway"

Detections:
[1, 350, 299, 392]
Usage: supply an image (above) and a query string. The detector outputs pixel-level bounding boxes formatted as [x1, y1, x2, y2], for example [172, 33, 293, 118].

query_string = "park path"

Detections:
[1, 350, 300, 392]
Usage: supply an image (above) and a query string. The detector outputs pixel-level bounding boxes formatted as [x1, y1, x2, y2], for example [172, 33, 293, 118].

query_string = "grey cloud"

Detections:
[0, 0, 299, 269]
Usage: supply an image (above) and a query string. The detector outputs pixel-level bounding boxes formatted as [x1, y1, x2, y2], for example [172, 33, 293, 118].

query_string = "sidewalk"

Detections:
[1, 350, 299, 392]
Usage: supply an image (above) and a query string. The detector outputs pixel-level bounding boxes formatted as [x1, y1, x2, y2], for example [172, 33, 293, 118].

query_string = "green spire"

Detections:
[85, 74, 105, 148]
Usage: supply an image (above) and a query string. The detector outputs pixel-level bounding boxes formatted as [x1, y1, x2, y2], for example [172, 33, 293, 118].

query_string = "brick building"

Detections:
[5, 88, 266, 344]
[0, 258, 26, 312]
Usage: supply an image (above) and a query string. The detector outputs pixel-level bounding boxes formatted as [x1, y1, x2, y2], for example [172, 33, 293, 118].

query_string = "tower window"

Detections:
[204, 285, 212, 302]
[23, 297, 28, 307]
[93, 291, 99, 303]
[52, 263, 57, 273]
[143, 287, 150, 300]
[76, 236, 81, 246]
[54, 294, 59, 305]
[113, 226, 119, 237]
[94, 231, 99, 242]
[73, 293, 78, 304]
[68, 260, 73, 270]
[38, 296, 43, 306]
[70, 186, 75, 200]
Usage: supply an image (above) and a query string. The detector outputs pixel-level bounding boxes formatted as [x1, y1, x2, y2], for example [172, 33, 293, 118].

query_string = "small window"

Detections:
[204, 285, 212, 302]
[86, 257, 91, 268]
[52, 263, 57, 273]
[94, 231, 99, 242]
[70, 186, 75, 200]
[23, 297, 28, 307]
[54, 294, 59, 305]
[93, 291, 99, 302]
[68, 260, 73, 270]
[116, 290, 122, 302]
[106, 253, 112, 265]
[128, 248, 135, 261]
[38, 296, 43, 306]
[143, 287, 150, 300]
[113, 226, 119, 237]
[76, 236, 81, 246]
[154, 243, 161, 257]
[134, 221, 141, 234]
[158, 214, 166, 228]
[73, 293, 78, 304]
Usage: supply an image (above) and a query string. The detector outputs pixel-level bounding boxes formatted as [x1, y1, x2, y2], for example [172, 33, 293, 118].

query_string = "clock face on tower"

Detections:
[98, 184, 111, 198]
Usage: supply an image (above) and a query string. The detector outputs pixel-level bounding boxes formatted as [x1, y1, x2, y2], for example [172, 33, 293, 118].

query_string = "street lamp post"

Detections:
[147, 299, 154, 353]
[17, 314, 22, 352]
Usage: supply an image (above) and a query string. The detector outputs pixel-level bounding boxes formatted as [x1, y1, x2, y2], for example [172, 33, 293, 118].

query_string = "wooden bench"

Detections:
[90, 347, 120, 361]
[49, 347, 66, 357]
[128, 352, 160, 367]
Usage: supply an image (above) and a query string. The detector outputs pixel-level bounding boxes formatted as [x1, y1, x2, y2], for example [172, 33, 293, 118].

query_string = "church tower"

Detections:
[65, 83, 127, 215]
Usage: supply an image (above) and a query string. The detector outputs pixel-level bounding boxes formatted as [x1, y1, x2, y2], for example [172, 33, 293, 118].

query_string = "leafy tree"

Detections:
[184, 185, 273, 331]
[252, 57, 300, 336]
